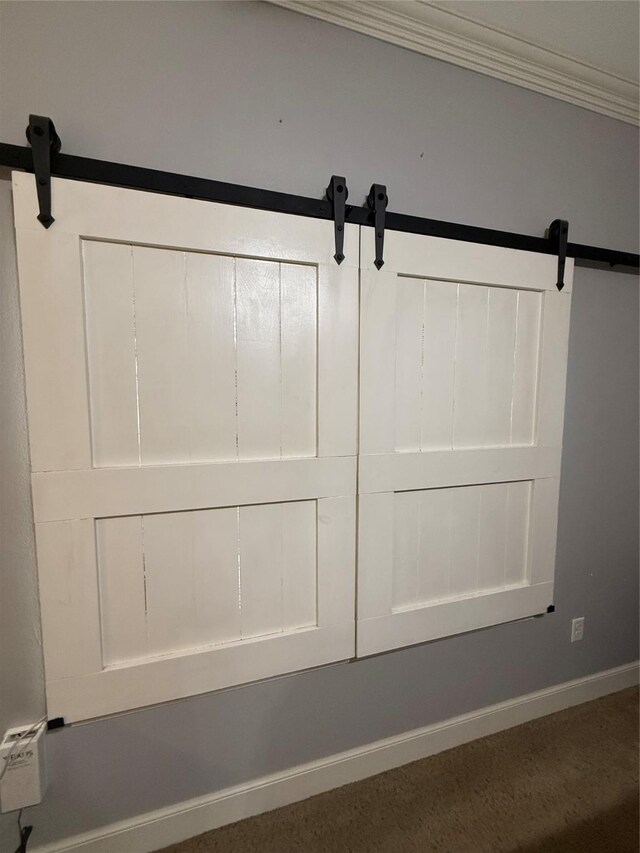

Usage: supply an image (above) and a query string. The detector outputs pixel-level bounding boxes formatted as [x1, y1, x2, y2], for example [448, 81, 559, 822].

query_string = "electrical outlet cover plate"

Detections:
[0, 724, 47, 812]
[571, 617, 585, 643]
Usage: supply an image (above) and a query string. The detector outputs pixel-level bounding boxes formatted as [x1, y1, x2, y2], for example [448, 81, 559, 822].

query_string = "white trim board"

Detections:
[268, 1, 639, 126]
[32, 661, 639, 853]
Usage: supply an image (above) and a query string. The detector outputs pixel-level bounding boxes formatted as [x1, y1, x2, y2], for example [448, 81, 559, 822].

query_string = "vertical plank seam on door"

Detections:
[450, 283, 460, 450]
[313, 264, 320, 628]
[391, 275, 399, 453]
[91, 519, 106, 667]
[508, 291, 521, 445]
[524, 480, 534, 585]
[440, 490, 453, 600]
[130, 246, 143, 466]
[476, 288, 491, 591]
[314, 499, 319, 628]
[315, 265, 320, 459]
[354, 242, 363, 640]
[419, 279, 427, 451]
[140, 515, 149, 649]
[182, 252, 192, 463]
[279, 502, 285, 634]
[233, 258, 239, 460]
[415, 490, 424, 607]
[481, 287, 491, 449]
[78, 240, 96, 468]
[503, 484, 511, 589]
[278, 263, 284, 459]
[232, 261, 241, 630]
[532, 291, 546, 447]
[236, 506, 243, 634]
[445, 489, 453, 597]
[474, 489, 482, 598]
[475, 488, 482, 594]
[189, 509, 196, 630]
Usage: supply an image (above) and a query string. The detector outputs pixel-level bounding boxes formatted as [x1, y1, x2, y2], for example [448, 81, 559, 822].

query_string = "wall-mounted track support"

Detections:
[1, 115, 637, 274]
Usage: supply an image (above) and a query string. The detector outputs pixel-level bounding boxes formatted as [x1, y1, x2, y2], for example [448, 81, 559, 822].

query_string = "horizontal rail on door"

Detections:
[1, 139, 638, 274]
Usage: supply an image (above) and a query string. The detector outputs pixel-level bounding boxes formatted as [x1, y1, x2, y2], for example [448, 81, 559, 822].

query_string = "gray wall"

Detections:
[0, 2, 638, 847]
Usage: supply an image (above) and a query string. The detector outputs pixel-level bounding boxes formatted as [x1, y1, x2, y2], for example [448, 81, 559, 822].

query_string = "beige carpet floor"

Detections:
[159, 686, 639, 853]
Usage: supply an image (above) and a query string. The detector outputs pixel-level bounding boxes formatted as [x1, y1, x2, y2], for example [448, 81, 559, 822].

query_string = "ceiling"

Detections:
[268, 0, 639, 125]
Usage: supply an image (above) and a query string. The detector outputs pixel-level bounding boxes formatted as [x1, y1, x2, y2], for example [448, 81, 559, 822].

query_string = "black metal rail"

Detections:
[1, 139, 638, 274]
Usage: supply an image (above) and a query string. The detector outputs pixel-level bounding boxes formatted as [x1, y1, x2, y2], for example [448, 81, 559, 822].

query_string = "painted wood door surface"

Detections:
[13, 172, 358, 721]
[357, 227, 573, 656]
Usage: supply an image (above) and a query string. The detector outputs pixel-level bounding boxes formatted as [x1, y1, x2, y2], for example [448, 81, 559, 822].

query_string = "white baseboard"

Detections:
[33, 661, 639, 853]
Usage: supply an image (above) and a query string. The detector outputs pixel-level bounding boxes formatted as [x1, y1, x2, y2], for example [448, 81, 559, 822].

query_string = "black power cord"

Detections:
[15, 809, 33, 853]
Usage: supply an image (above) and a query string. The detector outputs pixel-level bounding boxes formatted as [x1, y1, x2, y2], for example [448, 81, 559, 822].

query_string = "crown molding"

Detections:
[267, 1, 639, 126]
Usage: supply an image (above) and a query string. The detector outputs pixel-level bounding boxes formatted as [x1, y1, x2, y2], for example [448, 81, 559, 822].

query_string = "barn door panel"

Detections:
[357, 228, 572, 657]
[13, 172, 358, 721]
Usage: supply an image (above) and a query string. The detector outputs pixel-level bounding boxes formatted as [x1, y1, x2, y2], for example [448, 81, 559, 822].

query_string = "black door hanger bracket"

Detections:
[367, 184, 388, 269]
[3, 115, 635, 274]
[548, 219, 569, 290]
[326, 175, 348, 264]
[25, 114, 62, 228]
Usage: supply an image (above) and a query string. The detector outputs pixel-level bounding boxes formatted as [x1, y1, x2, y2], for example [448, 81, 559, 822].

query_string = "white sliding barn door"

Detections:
[13, 172, 358, 721]
[357, 227, 573, 656]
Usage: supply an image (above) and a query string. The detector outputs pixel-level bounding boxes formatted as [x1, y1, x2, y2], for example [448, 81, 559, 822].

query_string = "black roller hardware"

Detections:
[548, 219, 569, 290]
[25, 114, 61, 228]
[367, 183, 388, 270]
[2, 115, 637, 274]
[326, 175, 348, 264]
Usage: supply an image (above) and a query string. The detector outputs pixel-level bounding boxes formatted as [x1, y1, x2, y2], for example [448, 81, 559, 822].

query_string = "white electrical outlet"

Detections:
[0, 722, 47, 812]
[571, 617, 585, 643]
